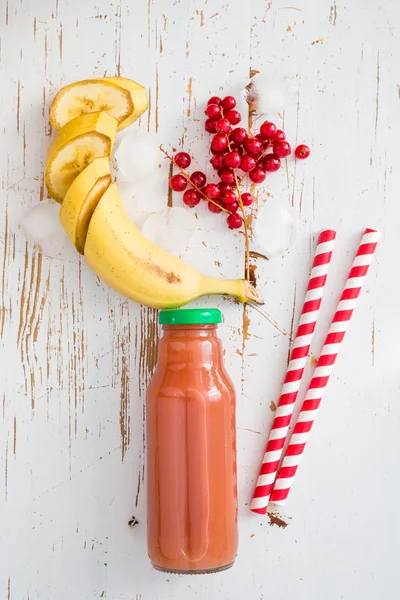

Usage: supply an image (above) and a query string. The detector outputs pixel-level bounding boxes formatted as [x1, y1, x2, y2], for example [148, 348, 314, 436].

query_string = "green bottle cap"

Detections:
[159, 308, 222, 325]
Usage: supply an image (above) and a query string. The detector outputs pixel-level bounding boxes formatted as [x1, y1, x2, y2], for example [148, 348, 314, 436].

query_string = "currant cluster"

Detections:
[167, 94, 309, 231]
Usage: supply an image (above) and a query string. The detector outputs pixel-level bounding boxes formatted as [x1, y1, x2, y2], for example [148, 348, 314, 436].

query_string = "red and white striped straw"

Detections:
[250, 230, 336, 514]
[269, 228, 381, 506]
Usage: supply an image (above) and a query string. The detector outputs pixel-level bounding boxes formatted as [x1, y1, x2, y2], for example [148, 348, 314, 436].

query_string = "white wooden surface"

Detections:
[1, 1, 399, 598]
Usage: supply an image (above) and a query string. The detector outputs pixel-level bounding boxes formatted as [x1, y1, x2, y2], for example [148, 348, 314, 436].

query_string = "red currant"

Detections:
[210, 153, 225, 170]
[183, 189, 201, 207]
[262, 154, 281, 172]
[205, 183, 220, 199]
[219, 168, 236, 185]
[273, 140, 291, 158]
[227, 213, 243, 229]
[215, 117, 231, 134]
[169, 174, 187, 191]
[218, 182, 232, 195]
[207, 96, 221, 105]
[223, 190, 237, 205]
[244, 137, 263, 156]
[225, 109, 241, 125]
[224, 150, 241, 168]
[249, 166, 267, 183]
[228, 200, 239, 213]
[208, 201, 222, 214]
[241, 192, 253, 206]
[211, 133, 229, 152]
[230, 127, 248, 146]
[190, 171, 206, 188]
[295, 144, 310, 159]
[255, 133, 270, 148]
[240, 155, 257, 172]
[204, 118, 217, 133]
[205, 104, 222, 119]
[221, 95, 236, 111]
[273, 129, 286, 142]
[174, 152, 191, 168]
[260, 121, 277, 139]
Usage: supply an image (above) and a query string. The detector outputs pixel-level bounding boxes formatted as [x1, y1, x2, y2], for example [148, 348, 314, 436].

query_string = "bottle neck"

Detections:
[158, 324, 223, 368]
[161, 324, 219, 339]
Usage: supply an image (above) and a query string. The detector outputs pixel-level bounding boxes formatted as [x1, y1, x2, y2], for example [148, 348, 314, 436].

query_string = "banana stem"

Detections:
[201, 276, 263, 305]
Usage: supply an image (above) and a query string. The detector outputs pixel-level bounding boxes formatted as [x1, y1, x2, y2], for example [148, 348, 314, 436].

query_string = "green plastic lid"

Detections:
[159, 308, 222, 325]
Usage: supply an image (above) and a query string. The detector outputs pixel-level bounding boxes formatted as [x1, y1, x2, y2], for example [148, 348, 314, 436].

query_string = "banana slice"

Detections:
[60, 157, 111, 254]
[50, 77, 148, 130]
[84, 183, 263, 308]
[45, 111, 117, 202]
[106, 77, 148, 129]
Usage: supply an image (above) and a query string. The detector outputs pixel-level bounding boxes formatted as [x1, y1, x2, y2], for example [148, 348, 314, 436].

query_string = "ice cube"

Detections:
[20, 201, 76, 261]
[119, 169, 168, 213]
[117, 187, 152, 230]
[114, 130, 169, 218]
[253, 197, 296, 257]
[21, 201, 60, 242]
[243, 70, 297, 115]
[114, 130, 161, 184]
[142, 207, 197, 256]
[117, 167, 169, 231]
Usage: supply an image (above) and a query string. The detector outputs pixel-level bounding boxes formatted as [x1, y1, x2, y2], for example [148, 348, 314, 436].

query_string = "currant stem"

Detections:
[160, 145, 232, 214]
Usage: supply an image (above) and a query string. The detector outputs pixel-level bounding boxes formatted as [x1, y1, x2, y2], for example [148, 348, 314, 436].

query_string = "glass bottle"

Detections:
[146, 308, 238, 574]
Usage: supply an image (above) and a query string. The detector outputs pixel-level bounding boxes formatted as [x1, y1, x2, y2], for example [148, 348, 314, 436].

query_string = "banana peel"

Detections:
[50, 77, 148, 131]
[60, 157, 111, 254]
[45, 111, 117, 202]
[106, 77, 148, 129]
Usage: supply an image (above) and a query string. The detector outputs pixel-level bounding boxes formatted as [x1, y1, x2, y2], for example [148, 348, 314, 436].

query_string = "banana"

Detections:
[60, 157, 111, 254]
[45, 111, 117, 202]
[106, 77, 148, 129]
[84, 183, 262, 309]
[50, 77, 148, 131]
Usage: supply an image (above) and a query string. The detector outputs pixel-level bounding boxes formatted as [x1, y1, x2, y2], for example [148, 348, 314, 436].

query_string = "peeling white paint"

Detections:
[0, 0, 399, 599]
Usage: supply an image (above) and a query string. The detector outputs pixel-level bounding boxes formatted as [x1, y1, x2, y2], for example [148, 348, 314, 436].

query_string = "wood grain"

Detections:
[0, 1, 399, 599]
